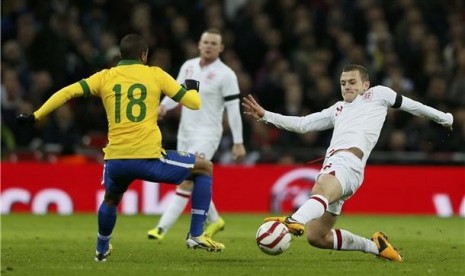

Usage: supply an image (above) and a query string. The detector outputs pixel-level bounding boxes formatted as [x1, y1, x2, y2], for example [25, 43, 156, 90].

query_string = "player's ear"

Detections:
[363, 80, 370, 91]
[141, 49, 148, 64]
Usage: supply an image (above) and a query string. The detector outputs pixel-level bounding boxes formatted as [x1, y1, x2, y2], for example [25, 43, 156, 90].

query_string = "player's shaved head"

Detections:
[119, 33, 148, 60]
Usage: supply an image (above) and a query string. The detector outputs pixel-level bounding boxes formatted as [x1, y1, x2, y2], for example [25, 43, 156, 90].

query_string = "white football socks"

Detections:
[157, 189, 190, 231]
[332, 229, 378, 254]
[207, 201, 219, 223]
[289, 194, 378, 255]
[291, 195, 328, 224]
[157, 189, 221, 230]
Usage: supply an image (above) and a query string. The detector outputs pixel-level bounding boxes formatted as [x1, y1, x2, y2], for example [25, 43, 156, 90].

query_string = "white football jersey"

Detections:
[162, 57, 242, 144]
[263, 85, 453, 167]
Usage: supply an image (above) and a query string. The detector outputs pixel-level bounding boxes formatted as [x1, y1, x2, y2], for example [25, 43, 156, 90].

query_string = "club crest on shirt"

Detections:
[335, 106, 343, 116]
[185, 67, 194, 79]
[206, 72, 216, 81]
[362, 90, 373, 101]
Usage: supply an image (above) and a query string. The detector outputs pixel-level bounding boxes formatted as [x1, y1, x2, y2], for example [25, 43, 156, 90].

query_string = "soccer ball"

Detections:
[256, 221, 291, 255]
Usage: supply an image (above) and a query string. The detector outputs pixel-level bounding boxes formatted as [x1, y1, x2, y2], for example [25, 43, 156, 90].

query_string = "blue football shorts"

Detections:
[102, 150, 196, 194]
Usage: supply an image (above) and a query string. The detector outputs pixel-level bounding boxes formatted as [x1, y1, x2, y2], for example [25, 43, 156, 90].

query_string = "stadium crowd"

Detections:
[2, 0, 465, 164]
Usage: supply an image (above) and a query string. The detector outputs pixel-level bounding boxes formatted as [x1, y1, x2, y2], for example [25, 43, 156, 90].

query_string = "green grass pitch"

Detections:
[1, 214, 464, 275]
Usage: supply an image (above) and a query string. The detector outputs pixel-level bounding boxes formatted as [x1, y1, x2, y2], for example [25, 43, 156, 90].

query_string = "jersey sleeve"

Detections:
[155, 67, 201, 110]
[155, 67, 184, 98]
[79, 70, 106, 97]
[221, 70, 241, 99]
[225, 92, 243, 144]
[34, 70, 107, 120]
[374, 85, 453, 127]
[371, 85, 398, 107]
[161, 62, 188, 111]
[222, 70, 243, 143]
[399, 96, 453, 126]
[261, 105, 335, 133]
[33, 82, 85, 121]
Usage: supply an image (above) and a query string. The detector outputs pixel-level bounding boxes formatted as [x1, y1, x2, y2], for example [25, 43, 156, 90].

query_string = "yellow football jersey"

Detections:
[34, 60, 196, 159]
[83, 60, 186, 159]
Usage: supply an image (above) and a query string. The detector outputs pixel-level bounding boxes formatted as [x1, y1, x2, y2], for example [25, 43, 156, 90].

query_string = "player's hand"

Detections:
[443, 112, 454, 131]
[16, 113, 36, 126]
[242, 94, 265, 120]
[232, 143, 246, 163]
[182, 79, 200, 92]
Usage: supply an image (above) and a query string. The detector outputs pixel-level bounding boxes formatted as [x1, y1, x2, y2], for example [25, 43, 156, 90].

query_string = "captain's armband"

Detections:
[392, 93, 403, 108]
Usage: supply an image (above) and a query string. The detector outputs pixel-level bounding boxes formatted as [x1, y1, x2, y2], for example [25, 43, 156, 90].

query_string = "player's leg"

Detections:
[186, 156, 212, 237]
[305, 211, 337, 248]
[306, 153, 401, 261]
[143, 150, 224, 251]
[148, 180, 193, 240]
[149, 140, 215, 240]
[265, 173, 340, 236]
[95, 190, 122, 261]
[266, 152, 358, 236]
[182, 139, 225, 238]
[185, 155, 225, 251]
[291, 173, 341, 222]
[307, 212, 378, 252]
[307, 212, 401, 261]
[96, 160, 132, 262]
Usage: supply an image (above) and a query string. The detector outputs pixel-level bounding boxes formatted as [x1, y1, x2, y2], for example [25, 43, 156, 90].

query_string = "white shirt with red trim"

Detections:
[161, 57, 243, 144]
[262, 85, 453, 167]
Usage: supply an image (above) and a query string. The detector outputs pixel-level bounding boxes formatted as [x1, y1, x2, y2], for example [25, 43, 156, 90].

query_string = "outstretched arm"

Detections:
[242, 94, 334, 133]
[398, 96, 453, 129]
[17, 82, 85, 125]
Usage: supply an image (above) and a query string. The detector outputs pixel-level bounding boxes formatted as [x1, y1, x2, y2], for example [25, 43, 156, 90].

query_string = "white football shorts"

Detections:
[177, 138, 220, 161]
[318, 151, 364, 215]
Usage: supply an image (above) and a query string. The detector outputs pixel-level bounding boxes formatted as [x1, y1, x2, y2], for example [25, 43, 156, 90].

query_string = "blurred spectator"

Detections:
[449, 49, 465, 106]
[425, 75, 450, 108]
[386, 129, 409, 152]
[0, 69, 37, 149]
[41, 103, 82, 156]
[2, 39, 30, 90]
[382, 65, 414, 95]
[28, 71, 55, 106]
[27, 13, 70, 87]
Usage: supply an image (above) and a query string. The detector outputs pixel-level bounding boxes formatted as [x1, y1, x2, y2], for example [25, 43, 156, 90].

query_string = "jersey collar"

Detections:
[117, 60, 143, 66]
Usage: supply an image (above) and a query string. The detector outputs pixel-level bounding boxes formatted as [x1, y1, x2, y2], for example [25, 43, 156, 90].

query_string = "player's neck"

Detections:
[199, 57, 217, 68]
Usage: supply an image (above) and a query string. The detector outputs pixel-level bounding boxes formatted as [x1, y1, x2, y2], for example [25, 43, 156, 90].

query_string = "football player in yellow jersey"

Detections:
[16, 33, 225, 262]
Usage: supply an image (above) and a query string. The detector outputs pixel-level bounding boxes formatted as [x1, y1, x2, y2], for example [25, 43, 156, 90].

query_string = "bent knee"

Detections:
[306, 234, 323, 248]
[306, 232, 331, 249]
[196, 158, 213, 175]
